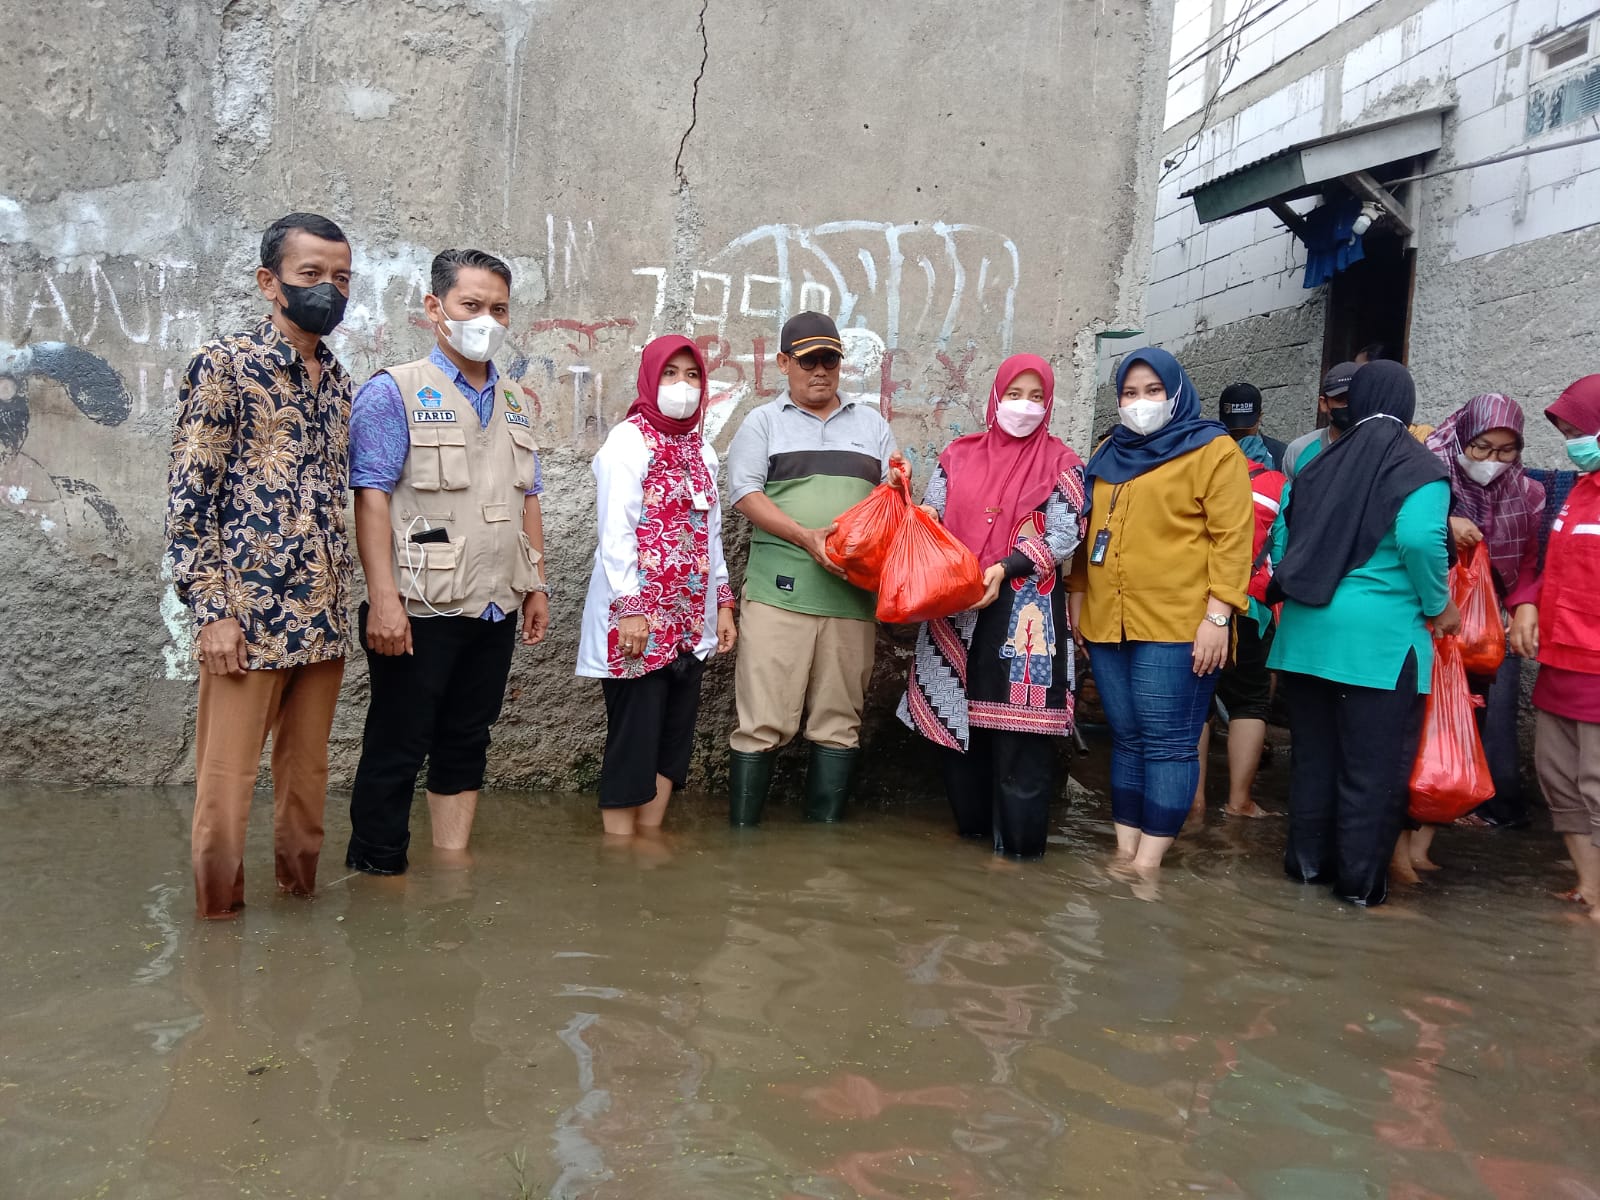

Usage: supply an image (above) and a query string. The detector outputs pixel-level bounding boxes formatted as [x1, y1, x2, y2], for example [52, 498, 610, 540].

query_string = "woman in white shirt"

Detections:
[576, 336, 736, 835]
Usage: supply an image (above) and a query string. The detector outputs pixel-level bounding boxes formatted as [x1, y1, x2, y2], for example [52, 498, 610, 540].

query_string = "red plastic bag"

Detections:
[1408, 636, 1494, 823]
[1451, 541, 1506, 675]
[876, 493, 986, 623]
[826, 479, 909, 591]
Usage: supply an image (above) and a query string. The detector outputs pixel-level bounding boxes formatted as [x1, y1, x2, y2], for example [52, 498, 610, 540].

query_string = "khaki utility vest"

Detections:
[384, 358, 542, 618]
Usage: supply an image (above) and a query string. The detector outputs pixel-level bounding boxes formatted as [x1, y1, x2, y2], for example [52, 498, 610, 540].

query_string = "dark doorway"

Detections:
[1321, 229, 1415, 369]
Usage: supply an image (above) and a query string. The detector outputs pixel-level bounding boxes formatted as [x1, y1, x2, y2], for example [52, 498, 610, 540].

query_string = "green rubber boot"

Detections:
[728, 749, 777, 826]
[803, 744, 858, 823]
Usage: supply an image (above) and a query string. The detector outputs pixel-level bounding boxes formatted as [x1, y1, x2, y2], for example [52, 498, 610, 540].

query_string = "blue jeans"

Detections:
[1089, 640, 1220, 838]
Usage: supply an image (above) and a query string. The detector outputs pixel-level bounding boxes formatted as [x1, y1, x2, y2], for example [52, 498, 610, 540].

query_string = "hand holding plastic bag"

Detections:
[876, 490, 987, 623]
[1452, 541, 1506, 675]
[825, 478, 910, 592]
[1408, 635, 1494, 823]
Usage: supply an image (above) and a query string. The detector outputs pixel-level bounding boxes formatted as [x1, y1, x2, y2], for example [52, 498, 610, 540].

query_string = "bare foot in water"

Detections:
[1390, 858, 1422, 886]
[1411, 855, 1443, 872]
[1223, 802, 1277, 818]
[1129, 874, 1161, 902]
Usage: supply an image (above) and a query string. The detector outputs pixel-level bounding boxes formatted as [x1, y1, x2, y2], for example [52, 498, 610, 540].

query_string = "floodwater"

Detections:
[3, 747, 1599, 1200]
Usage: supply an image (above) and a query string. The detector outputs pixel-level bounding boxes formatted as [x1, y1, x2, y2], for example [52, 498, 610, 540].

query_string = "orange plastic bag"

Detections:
[1408, 636, 1494, 824]
[826, 479, 909, 591]
[1452, 542, 1506, 676]
[876, 492, 987, 623]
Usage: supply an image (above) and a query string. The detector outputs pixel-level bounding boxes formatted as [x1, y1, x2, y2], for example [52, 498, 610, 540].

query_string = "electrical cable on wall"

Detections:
[1162, 0, 1261, 184]
[1167, 0, 1295, 82]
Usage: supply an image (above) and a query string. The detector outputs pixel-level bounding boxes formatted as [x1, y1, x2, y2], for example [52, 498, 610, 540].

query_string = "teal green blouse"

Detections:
[1266, 479, 1451, 692]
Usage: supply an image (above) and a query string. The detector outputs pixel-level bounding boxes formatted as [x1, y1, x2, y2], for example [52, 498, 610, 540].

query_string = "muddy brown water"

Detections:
[3, 743, 1598, 1199]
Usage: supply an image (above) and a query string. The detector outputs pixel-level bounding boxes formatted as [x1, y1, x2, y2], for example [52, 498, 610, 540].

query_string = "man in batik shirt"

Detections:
[165, 212, 355, 919]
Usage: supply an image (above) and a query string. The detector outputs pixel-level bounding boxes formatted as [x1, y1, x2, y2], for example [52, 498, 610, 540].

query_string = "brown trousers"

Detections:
[730, 600, 876, 752]
[192, 658, 344, 918]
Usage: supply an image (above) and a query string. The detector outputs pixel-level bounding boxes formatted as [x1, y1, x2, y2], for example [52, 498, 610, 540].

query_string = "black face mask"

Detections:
[1327, 405, 1354, 431]
[275, 278, 348, 337]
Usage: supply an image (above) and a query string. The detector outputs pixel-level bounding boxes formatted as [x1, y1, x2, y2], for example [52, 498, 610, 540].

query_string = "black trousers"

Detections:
[347, 604, 517, 873]
[941, 728, 1056, 859]
[598, 652, 707, 808]
[1280, 651, 1424, 907]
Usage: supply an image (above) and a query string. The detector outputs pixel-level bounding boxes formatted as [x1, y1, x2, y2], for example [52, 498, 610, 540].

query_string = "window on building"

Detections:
[1527, 22, 1600, 136]
[1535, 26, 1591, 76]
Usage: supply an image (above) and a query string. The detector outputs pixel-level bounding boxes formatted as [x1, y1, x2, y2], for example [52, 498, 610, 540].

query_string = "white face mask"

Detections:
[1120, 397, 1175, 437]
[995, 399, 1046, 438]
[656, 380, 702, 420]
[1457, 452, 1510, 487]
[441, 313, 508, 363]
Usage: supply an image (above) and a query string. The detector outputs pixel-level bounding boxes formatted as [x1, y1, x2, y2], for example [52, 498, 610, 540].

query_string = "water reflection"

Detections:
[1, 785, 1599, 1200]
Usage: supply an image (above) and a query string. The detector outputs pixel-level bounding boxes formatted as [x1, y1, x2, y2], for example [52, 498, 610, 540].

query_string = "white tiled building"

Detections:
[1142, 0, 1600, 464]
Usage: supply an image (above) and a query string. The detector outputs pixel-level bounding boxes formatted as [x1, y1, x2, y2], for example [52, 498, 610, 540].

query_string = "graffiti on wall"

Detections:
[0, 340, 134, 543]
[0, 212, 1024, 555]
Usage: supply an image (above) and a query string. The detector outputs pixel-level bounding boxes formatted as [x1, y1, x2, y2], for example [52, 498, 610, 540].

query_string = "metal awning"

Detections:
[1181, 107, 1453, 225]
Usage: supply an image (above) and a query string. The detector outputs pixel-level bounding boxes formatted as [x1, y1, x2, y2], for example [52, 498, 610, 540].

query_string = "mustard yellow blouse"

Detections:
[1066, 437, 1254, 644]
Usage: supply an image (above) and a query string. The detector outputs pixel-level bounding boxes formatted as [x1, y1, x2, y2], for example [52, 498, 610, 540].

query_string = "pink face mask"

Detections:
[995, 399, 1046, 438]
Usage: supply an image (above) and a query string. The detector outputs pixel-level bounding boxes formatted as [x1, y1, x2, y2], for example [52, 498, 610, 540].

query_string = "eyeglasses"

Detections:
[791, 351, 842, 371]
[1463, 439, 1520, 462]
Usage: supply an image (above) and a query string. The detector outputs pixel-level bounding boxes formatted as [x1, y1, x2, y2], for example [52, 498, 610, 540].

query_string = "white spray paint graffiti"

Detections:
[634, 220, 1020, 354]
[0, 254, 203, 357]
[1, 205, 1026, 558]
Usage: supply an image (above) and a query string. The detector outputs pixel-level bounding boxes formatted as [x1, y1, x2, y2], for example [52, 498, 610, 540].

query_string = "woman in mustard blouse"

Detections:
[1068, 348, 1253, 879]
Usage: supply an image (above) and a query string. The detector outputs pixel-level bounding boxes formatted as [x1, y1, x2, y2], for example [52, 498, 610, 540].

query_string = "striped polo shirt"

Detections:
[726, 393, 898, 620]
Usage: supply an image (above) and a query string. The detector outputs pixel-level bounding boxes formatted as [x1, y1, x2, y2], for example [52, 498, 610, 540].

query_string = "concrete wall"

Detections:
[1142, 0, 1600, 460]
[0, 0, 1166, 792]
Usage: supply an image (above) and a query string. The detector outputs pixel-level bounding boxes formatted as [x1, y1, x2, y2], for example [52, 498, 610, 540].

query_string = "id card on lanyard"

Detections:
[686, 467, 712, 511]
[1089, 483, 1126, 566]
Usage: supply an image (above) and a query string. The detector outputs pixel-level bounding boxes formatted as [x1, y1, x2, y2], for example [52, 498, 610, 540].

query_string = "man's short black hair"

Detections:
[1358, 340, 1390, 361]
[260, 213, 348, 274]
[431, 249, 513, 298]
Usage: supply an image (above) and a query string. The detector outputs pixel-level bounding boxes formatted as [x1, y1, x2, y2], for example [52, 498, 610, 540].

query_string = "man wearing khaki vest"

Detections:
[344, 248, 550, 875]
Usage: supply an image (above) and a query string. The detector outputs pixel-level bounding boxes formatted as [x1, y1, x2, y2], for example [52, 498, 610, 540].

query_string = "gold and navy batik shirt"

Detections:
[165, 317, 354, 669]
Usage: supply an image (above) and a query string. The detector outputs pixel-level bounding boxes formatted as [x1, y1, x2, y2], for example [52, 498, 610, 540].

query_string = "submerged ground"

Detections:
[3, 741, 1598, 1199]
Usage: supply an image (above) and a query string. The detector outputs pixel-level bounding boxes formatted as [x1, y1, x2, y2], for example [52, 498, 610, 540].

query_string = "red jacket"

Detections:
[1245, 461, 1288, 608]
[1537, 473, 1600, 675]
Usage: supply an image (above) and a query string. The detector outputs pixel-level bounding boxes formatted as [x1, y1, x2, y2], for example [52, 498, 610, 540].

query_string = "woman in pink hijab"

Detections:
[577, 335, 737, 836]
[899, 354, 1088, 857]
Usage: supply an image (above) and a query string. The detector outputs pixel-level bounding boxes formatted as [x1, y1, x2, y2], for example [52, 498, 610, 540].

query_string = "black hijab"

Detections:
[1269, 360, 1448, 607]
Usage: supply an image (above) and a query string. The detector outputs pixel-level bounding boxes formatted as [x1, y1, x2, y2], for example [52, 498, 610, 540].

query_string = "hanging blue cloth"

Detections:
[1302, 195, 1366, 288]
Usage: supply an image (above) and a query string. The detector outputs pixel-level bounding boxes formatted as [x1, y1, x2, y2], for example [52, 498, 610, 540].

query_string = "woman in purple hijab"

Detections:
[1416, 394, 1546, 843]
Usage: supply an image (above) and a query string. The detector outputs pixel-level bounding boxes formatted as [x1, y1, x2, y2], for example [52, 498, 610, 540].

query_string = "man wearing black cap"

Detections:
[1284, 361, 1358, 480]
[723, 311, 907, 825]
[1219, 382, 1288, 471]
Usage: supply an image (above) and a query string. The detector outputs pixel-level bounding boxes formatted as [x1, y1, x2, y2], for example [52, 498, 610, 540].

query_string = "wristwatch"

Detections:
[1203, 612, 1230, 627]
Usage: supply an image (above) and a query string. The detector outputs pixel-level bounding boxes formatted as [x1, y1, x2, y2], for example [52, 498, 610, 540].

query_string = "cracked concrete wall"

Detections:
[0, 0, 1163, 795]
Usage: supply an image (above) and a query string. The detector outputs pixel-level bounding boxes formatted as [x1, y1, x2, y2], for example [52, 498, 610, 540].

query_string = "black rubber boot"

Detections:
[728, 749, 777, 826]
[803, 744, 858, 823]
